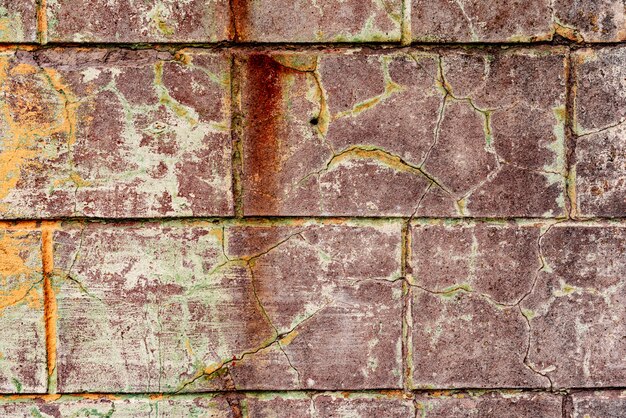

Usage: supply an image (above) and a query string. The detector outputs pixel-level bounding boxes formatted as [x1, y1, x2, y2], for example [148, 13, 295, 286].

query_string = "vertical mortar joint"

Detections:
[41, 222, 57, 394]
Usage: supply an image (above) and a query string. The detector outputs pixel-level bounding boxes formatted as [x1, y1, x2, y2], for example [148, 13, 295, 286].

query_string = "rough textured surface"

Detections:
[241, 49, 566, 217]
[47, 0, 231, 43]
[553, 0, 626, 42]
[0, 0, 625, 412]
[522, 225, 626, 388]
[573, 47, 626, 217]
[232, 0, 402, 42]
[0, 229, 46, 393]
[410, 222, 626, 390]
[0, 48, 232, 218]
[247, 393, 415, 417]
[0, 395, 237, 416]
[414, 391, 563, 417]
[53, 221, 402, 392]
[570, 390, 626, 417]
[411, 0, 554, 42]
[0, 393, 418, 417]
[0, 1, 37, 42]
[410, 221, 548, 388]
[412, 0, 626, 43]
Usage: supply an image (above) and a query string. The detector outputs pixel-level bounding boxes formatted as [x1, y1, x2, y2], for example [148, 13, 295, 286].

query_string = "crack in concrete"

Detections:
[576, 118, 626, 138]
[172, 229, 332, 392]
[407, 221, 566, 389]
[548, 0, 585, 43]
[174, 301, 329, 393]
[296, 145, 454, 202]
[0, 278, 44, 310]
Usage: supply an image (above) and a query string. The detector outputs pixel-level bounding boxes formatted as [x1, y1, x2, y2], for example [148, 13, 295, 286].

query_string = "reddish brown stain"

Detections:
[244, 54, 287, 214]
[230, 0, 249, 41]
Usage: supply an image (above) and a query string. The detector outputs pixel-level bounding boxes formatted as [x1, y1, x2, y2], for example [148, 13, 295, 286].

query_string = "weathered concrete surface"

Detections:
[0, 394, 238, 417]
[0, 393, 417, 417]
[241, 49, 566, 217]
[231, 0, 401, 42]
[52, 221, 402, 392]
[411, 222, 626, 389]
[247, 392, 415, 417]
[0, 48, 232, 218]
[410, 221, 549, 388]
[0, 229, 46, 393]
[411, 0, 553, 42]
[46, 0, 231, 43]
[522, 225, 626, 388]
[570, 390, 626, 417]
[414, 391, 562, 417]
[412, 0, 625, 42]
[0, 1, 37, 42]
[573, 47, 626, 217]
[553, 0, 626, 42]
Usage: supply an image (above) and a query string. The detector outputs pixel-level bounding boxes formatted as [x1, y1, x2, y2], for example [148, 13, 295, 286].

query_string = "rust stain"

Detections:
[0, 231, 41, 312]
[4, 393, 62, 401]
[173, 50, 192, 65]
[244, 54, 288, 214]
[0, 232, 31, 277]
[230, 0, 249, 41]
[0, 58, 78, 210]
[41, 222, 59, 393]
[0, 220, 40, 230]
[278, 329, 299, 346]
[1, 393, 123, 402]
[80, 393, 121, 401]
[37, 0, 48, 44]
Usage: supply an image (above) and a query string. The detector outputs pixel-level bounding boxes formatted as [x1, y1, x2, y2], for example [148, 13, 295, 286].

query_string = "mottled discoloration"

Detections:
[412, 0, 625, 43]
[242, 49, 566, 217]
[411, 0, 553, 42]
[0, 229, 46, 393]
[553, 0, 626, 42]
[410, 222, 541, 305]
[573, 47, 626, 217]
[410, 221, 549, 388]
[0, 0, 37, 42]
[0, 393, 417, 416]
[522, 225, 626, 388]
[414, 391, 562, 417]
[0, 48, 232, 218]
[0, 394, 236, 416]
[53, 221, 402, 392]
[411, 222, 626, 389]
[313, 394, 414, 417]
[246, 392, 414, 417]
[46, 0, 231, 43]
[233, 0, 401, 42]
[571, 390, 626, 417]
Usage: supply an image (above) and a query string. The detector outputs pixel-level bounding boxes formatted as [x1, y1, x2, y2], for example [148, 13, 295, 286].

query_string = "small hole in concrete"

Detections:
[310, 117, 319, 125]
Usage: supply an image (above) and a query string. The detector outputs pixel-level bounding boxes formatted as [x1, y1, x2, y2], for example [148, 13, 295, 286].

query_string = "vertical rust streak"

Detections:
[230, 0, 249, 42]
[243, 54, 285, 215]
[36, 0, 48, 45]
[41, 223, 57, 393]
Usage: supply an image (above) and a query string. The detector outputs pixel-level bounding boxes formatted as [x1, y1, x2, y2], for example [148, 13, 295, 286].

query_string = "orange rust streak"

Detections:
[1, 393, 123, 402]
[230, 0, 249, 41]
[41, 224, 57, 392]
[37, 0, 48, 44]
[245, 54, 286, 214]
[0, 220, 41, 230]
